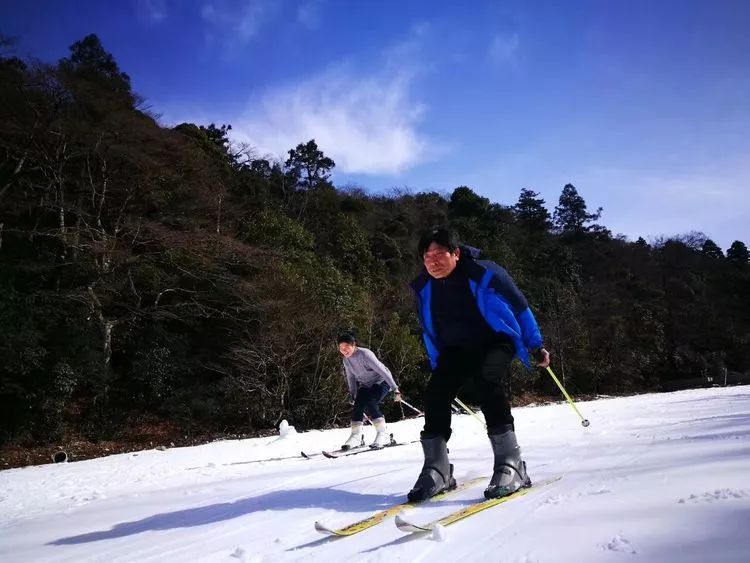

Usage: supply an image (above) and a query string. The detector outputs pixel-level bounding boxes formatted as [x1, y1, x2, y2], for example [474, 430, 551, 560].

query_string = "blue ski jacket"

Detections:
[410, 247, 543, 370]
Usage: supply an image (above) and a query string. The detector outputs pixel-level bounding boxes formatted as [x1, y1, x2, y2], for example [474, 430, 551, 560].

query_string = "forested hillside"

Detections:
[1, 35, 748, 456]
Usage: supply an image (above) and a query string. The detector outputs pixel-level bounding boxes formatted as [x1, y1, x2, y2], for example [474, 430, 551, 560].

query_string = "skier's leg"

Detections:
[342, 389, 367, 449]
[408, 350, 467, 501]
[422, 350, 468, 442]
[476, 344, 515, 429]
[477, 344, 531, 498]
[366, 382, 393, 448]
[351, 387, 368, 423]
[363, 381, 390, 420]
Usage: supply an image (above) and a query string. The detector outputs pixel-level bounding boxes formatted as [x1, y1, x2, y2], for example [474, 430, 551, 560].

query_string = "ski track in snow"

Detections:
[677, 489, 750, 504]
[1, 386, 750, 562]
[600, 533, 637, 554]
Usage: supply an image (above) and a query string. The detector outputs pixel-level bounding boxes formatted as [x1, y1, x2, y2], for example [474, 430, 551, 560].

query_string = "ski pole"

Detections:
[399, 397, 424, 416]
[453, 397, 486, 428]
[545, 366, 590, 427]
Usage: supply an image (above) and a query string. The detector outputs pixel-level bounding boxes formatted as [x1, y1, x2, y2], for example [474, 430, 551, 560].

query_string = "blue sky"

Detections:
[2, 0, 748, 249]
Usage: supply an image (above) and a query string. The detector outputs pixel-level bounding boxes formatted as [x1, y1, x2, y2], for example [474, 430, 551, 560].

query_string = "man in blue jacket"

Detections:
[408, 227, 550, 502]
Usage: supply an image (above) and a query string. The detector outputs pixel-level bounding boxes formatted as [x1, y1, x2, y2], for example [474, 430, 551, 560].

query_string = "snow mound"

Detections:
[431, 523, 447, 542]
[267, 419, 298, 445]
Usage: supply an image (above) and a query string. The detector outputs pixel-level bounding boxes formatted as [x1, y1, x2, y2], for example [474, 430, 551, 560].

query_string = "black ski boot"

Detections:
[407, 435, 457, 502]
[484, 424, 531, 499]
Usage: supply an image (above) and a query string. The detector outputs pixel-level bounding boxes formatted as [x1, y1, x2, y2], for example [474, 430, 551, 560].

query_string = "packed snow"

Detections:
[1, 386, 749, 562]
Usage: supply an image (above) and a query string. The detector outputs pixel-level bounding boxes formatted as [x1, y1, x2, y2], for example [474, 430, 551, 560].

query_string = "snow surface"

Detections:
[1, 386, 749, 562]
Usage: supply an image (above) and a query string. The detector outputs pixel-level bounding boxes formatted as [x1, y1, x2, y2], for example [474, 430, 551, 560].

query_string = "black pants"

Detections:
[352, 381, 391, 422]
[423, 343, 514, 442]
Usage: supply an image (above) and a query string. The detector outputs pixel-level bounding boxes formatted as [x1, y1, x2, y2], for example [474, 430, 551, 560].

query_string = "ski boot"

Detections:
[370, 417, 391, 449]
[341, 422, 364, 450]
[407, 434, 456, 502]
[484, 424, 531, 499]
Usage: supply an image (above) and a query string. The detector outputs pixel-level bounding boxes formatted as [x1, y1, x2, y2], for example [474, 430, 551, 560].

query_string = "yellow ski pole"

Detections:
[545, 366, 590, 427]
[453, 397, 486, 428]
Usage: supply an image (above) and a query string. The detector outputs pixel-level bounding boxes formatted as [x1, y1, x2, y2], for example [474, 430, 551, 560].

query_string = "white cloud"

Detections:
[221, 24, 441, 175]
[297, 0, 323, 30]
[162, 23, 442, 175]
[230, 65, 433, 175]
[137, 0, 167, 23]
[201, 0, 280, 44]
[488, 32, 519, 64]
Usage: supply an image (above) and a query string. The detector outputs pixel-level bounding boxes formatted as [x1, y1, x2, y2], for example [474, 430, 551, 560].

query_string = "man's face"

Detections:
[338, 342, 355, 357]
[423, 242, 460, 279]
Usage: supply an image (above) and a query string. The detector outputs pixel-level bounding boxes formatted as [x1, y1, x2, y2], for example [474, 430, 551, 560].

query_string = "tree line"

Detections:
[1, 34, 748, 447]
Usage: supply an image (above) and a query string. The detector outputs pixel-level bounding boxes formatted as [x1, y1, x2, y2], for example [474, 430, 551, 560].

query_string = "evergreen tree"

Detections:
[513, 188, 551, 231]
[449, 186, 490, 218]
[174, 122, 237, 169]
[727, 240, 749, 265]
[701, 239, 724, 259]
[285, 139, 335, 190]
[59, 33, 134, 108]
[553, 183, 602, 235]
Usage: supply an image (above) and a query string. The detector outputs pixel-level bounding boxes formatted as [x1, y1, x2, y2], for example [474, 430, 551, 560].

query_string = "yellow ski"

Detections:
[395, 475, 562, 533]
[314, 476, 487, 537]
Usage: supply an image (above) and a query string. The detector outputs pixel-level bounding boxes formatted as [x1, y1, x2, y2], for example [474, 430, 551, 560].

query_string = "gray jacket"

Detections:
[342, 347, 398, 397]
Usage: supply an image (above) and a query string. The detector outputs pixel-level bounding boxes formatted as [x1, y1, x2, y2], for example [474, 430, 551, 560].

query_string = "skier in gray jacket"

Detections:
[337, 332, 401, 449]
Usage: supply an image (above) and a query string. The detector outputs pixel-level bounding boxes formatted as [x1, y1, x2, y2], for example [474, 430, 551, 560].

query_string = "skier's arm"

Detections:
[361, 348, 399, 392]
[516, 307, 544, 352]
[486, 263, 543, 351]
[342, 364, 357, 398]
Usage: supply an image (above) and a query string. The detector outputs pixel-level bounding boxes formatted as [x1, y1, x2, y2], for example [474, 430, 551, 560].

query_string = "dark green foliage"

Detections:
[0, 34, 748, 449]
[701, 239, 724, 259]
[553, 183, 603, 235]
[726, 240, 748, 265]
[449, 186, 491, 218]
[238, 208, 315, 252]
[514, 188, 552, 232]
[59, 33, 135, 111]
[285, 139, 335, 190]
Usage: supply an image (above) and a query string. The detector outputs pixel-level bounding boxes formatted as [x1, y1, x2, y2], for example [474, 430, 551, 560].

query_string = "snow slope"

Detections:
[1, 386, 749, 562]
